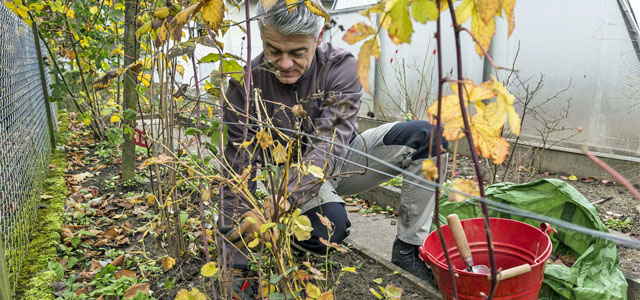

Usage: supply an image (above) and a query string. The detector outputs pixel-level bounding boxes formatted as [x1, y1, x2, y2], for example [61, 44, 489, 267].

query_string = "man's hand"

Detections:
[221, 197, 289, 249]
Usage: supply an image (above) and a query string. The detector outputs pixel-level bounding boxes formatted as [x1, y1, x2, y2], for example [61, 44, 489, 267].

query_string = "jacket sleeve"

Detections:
[219, 79, 259, 224]
[286, 53, 363, 206]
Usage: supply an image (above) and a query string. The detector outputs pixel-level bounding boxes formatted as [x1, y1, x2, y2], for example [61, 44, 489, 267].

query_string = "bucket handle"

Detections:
[486, 264, 531, 281]
[418, 246, 428, 263]
[540, 222, 558, 236]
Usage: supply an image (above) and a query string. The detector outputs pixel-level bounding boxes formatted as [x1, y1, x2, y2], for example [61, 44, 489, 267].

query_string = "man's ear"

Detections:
[316, 27, 325, 46]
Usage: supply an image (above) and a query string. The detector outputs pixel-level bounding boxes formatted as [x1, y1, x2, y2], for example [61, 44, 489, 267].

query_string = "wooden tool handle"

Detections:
[491, 264, 531, 281]
[447, 214, 472, 264]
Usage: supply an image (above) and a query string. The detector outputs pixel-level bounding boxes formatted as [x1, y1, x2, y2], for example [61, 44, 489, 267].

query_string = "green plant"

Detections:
[381, 175, 402, 188]
[604, 217, 635, 233]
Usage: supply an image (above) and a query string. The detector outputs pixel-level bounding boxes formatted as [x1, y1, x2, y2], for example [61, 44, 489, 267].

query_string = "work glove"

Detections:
[221, 197, 289, 249]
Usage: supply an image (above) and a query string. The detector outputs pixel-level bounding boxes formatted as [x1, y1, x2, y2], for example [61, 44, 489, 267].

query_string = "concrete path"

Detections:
[346, 211, 397, 261]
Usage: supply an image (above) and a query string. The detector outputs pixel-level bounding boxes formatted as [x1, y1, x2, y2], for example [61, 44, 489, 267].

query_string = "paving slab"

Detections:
[347, 211, 398, 261]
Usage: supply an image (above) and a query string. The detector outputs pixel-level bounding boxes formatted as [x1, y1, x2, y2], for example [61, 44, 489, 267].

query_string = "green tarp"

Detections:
[431, 179, 628, 300]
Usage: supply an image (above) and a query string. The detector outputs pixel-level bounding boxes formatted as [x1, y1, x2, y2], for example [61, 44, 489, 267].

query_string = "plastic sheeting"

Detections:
[431, 179, 628, 300]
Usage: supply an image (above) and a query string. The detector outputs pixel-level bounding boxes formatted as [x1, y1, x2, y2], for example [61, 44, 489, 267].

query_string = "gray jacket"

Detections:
[221, 42, 362, 218]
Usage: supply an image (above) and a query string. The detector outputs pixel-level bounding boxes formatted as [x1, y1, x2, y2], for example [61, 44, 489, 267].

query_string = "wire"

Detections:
[217, 121, 640, 249]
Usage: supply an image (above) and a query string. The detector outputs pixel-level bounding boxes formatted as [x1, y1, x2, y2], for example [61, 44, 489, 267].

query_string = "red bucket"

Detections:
[419, 218, 554, 300]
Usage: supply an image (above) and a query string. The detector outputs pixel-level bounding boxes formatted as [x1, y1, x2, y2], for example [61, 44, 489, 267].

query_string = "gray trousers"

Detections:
[300, 122, 448, 246]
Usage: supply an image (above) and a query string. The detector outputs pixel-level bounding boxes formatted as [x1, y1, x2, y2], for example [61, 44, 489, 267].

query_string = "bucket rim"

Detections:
[422, 217, 553, 274]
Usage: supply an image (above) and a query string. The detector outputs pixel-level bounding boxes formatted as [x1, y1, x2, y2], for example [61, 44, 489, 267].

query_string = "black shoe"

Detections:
[391, 238, 435, 284]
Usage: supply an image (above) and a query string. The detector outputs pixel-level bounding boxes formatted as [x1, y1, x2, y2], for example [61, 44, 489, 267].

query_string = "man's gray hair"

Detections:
[256, 0, 325, 38]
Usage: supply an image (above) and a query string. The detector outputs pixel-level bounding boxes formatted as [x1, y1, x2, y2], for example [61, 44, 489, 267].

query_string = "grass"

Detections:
[15, 112, 69, 299]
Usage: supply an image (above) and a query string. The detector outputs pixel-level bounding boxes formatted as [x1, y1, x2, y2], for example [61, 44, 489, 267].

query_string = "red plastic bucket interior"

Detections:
[419, 218, 553, 300]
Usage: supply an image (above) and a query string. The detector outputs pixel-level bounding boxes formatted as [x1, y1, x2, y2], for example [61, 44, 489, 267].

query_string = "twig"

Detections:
[583, 148, 640, 202]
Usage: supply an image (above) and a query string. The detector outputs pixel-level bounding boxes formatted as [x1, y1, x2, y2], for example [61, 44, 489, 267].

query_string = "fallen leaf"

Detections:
[568, 175, 578, 181]
[123, 283, 149, 299]
[41, 194, 54, 200]
[116, 270, 136, 279]
[201, 261, 218, 277]
[162, 256, 176, 271]
[110, 254, 125, 268]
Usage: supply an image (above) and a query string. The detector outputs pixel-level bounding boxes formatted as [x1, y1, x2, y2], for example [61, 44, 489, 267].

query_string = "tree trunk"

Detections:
[122, 0, 139, 181]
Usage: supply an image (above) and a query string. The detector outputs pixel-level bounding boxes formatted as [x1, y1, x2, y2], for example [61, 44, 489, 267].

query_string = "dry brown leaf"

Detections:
[89, 259, 101, 272]
[342, 22, 376, 45]
[103, 227, 119, 240]
[116, 270, 137, 279]
[169, 2, 203, 41]
[123, 283, 150, 299]
[110, 254, 125, 268]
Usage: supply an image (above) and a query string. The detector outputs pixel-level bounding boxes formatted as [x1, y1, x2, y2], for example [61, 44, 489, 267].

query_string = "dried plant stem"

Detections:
[446, 0, 498, 298]
[434, 0, 459, 298]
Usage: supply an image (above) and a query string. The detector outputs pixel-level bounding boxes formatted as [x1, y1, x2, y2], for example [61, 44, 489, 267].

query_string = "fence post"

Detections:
[32, 21, 56, 150]
[0, 238, 10, 300]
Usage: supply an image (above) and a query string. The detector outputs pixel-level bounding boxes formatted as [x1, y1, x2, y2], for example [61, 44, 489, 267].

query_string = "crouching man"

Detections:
[219, 0, 448, 298]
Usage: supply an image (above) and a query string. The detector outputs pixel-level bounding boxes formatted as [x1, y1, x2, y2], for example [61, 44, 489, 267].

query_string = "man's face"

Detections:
[261, 25, 323, 85]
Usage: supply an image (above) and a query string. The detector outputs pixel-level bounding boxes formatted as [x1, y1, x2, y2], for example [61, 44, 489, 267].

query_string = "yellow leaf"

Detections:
[233, 136, 255, 151]
[341, 266, 357, 273]
[272, 142, 287, 164]
[308, 165, 324, 179]
[502, 0, 516, 36]
[161, 256, 175, 271]
[342, 22, 376, 45]
[421, 159, 439, 181]
[357, 37, 379, 93]
[202, 0, 225, 32]
[507, 105, 520, 135]
[66, 8, 75, 19]
[411, 0, 439, 23]
[450, 179, 480, 202]
[169, 2, 203, 41]
[175, 288, 207, 300]
[207, 105, 213, 119]
[454, 0, 474, 23]
[476, 0, 502, 25]
[201, 188, 210, 201]
[260, 0, 278, 11]
[176, 65, 185, 77]
[568, 175, 578, 181]
[359, 2, 385, 16]
[387, 0, 413, 44]
[248, 238, 260, 248]
[154, 7, 170, 19]
[89, 6, 98, 14]
[318, 291, 334, 300]
[470, 119, 510, 164]
[83, 117, 91, 126]
[291, 210, 313, 241]
[110, 115, 121, 123]
[471, 7, 495, 57]
[256, 129, 274, 149]
[260, 222, 277, 235]
[200, 261, 218, 277]
[285, 0, 297, 12]
[304, 0, 329, 23]
[306, 283, 322, 298]
[136, 21, 152, 38]
[245, 216, 258, 224]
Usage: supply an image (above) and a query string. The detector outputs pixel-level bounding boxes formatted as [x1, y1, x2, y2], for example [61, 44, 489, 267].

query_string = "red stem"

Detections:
[434, 1, 459, 298]
[583, 148, 640, 201]
[190, 28, 218, 299]
[445, 0, 499, 297]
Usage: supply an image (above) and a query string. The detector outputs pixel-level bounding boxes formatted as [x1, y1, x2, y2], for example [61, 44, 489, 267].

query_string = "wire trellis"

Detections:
[0, 4, 56, 294]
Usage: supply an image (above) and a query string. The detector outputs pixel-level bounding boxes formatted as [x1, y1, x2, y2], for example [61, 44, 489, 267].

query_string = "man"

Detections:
[220, 0, 448, 297]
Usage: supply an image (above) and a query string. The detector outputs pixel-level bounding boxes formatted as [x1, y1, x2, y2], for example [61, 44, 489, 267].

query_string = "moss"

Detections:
[14, 112, 68, 299]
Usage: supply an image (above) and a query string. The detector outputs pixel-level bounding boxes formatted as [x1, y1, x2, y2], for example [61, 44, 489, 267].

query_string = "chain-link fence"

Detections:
[0, 4, 57, 295]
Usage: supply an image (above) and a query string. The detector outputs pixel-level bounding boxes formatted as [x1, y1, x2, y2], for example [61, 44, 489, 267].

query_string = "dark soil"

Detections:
[452, 153, 640, 275]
